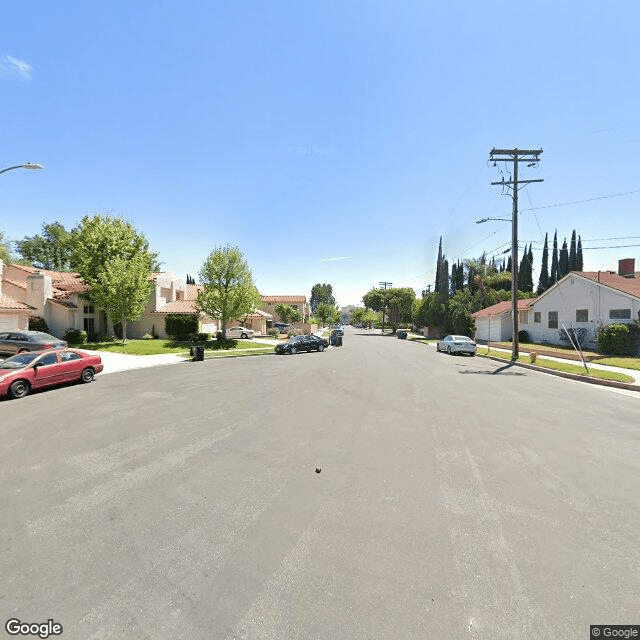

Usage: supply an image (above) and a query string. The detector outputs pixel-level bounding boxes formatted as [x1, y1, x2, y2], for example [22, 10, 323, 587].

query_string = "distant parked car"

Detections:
[275, 335, 329, 355]
[0, 349, 103, 399]
[274, 323, 297, 334]
[0, 331, 67, 355]
[436, 335, 477, 356]
[225, 326, 255, 339]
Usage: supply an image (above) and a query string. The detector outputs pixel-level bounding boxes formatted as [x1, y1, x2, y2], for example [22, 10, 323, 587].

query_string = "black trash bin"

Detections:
[336, 336, 343, 347]
[194, 345, 205, 361]
[397, 330, 407, 339]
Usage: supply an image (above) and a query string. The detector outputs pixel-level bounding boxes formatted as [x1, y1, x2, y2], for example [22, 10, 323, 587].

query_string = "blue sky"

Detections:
[2, 1, 640, 307]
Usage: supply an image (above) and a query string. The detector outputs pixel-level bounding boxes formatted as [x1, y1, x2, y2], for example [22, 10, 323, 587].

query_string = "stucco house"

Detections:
[261, 295, 311, 327]
[473, 258, 640, 349]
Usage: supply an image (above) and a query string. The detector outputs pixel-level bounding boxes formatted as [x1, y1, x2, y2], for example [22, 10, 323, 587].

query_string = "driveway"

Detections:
[81, 349, 187, 375]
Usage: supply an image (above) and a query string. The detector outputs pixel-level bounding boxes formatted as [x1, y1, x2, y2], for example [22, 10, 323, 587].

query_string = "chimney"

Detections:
[26, 271, 53, 316]
[618, 258, 636, 278]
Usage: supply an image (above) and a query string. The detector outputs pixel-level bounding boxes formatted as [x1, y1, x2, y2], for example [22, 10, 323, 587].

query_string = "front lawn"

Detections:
[75, 339, 272, 356]
[591, 356, 640, 371]
[477, 347, 635, 383]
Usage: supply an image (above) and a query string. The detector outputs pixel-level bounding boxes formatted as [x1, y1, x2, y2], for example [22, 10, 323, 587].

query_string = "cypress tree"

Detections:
[577, 236, 584, 271]
[559, 239, 569, 278]
[518, 246, 527, 291]
[441, 258, 449, 296]
[537, 233, 549, 294]
[506, 255, 512, 273]
[550, 231, 559, 285]
[569, 230, 577, 271]
[434, 236, 443, 294]
[527, 245, 534, 291]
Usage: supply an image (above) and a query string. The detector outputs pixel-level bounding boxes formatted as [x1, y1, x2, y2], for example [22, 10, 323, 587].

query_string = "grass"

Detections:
[476, 347, 635, 383]
[493, 340, 599, 357]
[76, 339, 271, 356]
[591, 356, 640, 371]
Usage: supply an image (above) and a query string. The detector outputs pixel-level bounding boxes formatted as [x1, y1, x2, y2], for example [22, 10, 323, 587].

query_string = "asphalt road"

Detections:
[1, 328, 639, 639]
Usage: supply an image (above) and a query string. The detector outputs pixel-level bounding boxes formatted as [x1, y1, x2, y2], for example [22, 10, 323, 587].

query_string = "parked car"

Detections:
[274, 334, 329, 355]
[225, 326, 255, 339]
[0, 349, 103, 399]
[0, 330, 67, 355]
[436, 335, 477, 356]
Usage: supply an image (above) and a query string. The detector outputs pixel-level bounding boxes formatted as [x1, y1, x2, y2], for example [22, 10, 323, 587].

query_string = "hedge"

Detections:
[165, 314, 199, 339]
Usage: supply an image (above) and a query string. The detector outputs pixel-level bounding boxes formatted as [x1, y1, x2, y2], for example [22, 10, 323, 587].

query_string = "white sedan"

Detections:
[436, 335, 477, 356]
[225, 326, 255, 339]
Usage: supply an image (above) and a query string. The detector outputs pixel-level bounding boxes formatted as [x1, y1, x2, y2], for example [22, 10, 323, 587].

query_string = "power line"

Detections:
[519, 187, 640, 212]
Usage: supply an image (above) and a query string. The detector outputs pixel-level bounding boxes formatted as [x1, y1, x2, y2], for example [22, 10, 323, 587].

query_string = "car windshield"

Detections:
[0, 353, 40, 369]
[291, 336, 304, 343]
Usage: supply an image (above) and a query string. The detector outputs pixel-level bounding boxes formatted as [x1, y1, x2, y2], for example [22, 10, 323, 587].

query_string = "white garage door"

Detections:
[0, 316, 19, 332]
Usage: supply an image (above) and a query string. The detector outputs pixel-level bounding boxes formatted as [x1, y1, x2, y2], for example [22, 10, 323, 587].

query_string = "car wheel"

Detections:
[9, 379, 30, 399]
[447, 346, 452, 355]
[80, 367, 95, 383]
[318, 344, 324, 352]
[241, 333, 248, 339]
[291, 347, 297, 354]
[18, 349, 29, 354]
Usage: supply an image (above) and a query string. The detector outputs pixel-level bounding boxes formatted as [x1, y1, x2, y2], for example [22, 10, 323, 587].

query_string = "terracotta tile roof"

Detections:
[471, 299, 534, 318]
[49, 298, 78, 309]
[186, 284, 204, 300]
[578, 271, 640, 299]
[261, 295, 307, 303]
[2, 278, 26, 289]
[7, 264, 88, 297]
[0, 294, 35, 310]
[155, 300, 199, 314]
[245, 309, 273, 318]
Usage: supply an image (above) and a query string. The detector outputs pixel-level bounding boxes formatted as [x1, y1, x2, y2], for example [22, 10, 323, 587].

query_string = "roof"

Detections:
[2, 278, 27, 290]
[245, 309, 273, 318]
[261, 295, 307, 303]
[577, 271, 640, 299]
[6, 264, 88, 299]
[186, 284, 204, 300]
[0, 294, 35, 311]
[155, 300, 199, 314]
[471, 299, 534, 318]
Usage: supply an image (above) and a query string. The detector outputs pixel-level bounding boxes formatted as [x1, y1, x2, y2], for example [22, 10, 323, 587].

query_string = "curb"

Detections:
[481, 355, 640, 392]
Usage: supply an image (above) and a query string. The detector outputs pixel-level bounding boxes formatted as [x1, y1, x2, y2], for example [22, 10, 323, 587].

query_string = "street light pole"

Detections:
[0, 163, 43, 176]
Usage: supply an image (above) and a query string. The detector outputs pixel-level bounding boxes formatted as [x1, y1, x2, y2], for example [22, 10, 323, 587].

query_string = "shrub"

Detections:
[65, 328, 88, 344]
[192, 332, 211, 342]
[518, 329, 530, 343]
[29, 317, 49, 332]
[165, 314, 199, 340]
[559, 327, 588, 347]
[142, 333, 155, 340]
[267, 328, 280, 337]
[596, 323, 640, 355]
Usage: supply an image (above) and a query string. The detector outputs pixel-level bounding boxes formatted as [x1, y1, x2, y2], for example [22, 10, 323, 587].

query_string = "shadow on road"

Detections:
[457, 362, 527, 376]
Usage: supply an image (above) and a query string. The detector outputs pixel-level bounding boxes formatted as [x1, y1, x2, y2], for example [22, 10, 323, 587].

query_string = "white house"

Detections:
[472, 258, 640, 349]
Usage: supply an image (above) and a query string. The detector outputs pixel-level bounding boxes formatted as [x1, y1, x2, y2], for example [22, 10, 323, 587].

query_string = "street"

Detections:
[1, 328, 639, 639]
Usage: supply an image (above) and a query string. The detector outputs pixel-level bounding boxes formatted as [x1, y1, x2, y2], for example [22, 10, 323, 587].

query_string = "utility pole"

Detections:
[489, 148, 543, 361]
[379, 281, 392, 333]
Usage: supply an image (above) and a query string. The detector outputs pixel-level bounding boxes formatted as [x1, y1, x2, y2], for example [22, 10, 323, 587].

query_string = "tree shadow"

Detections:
[457, 362, 527, 376]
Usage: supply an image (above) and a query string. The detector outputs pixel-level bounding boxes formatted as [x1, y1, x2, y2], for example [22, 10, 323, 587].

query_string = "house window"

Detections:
[534, 312, 541, 323]
[548, 311, 558, 329]
[576, 309, 588, 323]
[609, 309, 631, 320]
[84, 305, 94, 314]
[84, 317, 95, 336]
[519, 311, 528, 324]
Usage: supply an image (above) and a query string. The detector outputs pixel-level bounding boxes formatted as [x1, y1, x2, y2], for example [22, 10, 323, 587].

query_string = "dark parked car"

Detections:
[0, 330, 67, 355]
[0, 349, 103, 399]
[274, 334, 329, 355]
[273, 323, 297, 334]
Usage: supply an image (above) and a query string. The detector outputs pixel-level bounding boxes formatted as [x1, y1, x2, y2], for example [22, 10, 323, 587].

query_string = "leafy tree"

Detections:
[71, 214, 158, 303]
[15, 221, 73, 271]
[90, 254, 154, 343]
[550, 231, 559, 285]
[0, 230, 13, 264]
[315, 302, 338, 327]
[275, 303, 302, 324]
[363, 287, 415, 333]
[576, 236, 584, 271]
[196, 244, 262, 339]
[537, 233, 549, 294]
[310, 283, 335, 313]
[558, 238, 569, 279]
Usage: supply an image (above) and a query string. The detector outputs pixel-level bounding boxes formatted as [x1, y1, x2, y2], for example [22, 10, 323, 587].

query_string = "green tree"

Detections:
[15, 221, 73, 270]
[0, 230, 13, 264]
[310, 283, 336, 313]
[550, 231, 559, 285]
[576, 236, 584, 271]
[363, 287, 415, 333]
[90, 255, 154, 343]
[196, 244, 262, 339]
[537, 233, 549, 294]
[315, 302, 338, 327]
[275, 303, 303, 324]
[558, 238, 569, 279]
[71, 214, 158, 303]
[569, 230, 577, 272]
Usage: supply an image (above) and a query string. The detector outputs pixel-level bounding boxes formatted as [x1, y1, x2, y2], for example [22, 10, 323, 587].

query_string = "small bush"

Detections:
[559, 327, 588, 347]
[165, 314, 199, 340]
[518, 329, 530, 342]
[142, 333, 155, 340]
[193, 332, 211, 342]
[29, 317, 49, 332]
[65, 328, 88, 344]
[596, 323, 640, 355]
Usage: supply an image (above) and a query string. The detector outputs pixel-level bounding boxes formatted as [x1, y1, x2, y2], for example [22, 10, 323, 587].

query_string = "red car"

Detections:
[0, 349, 103, 400]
